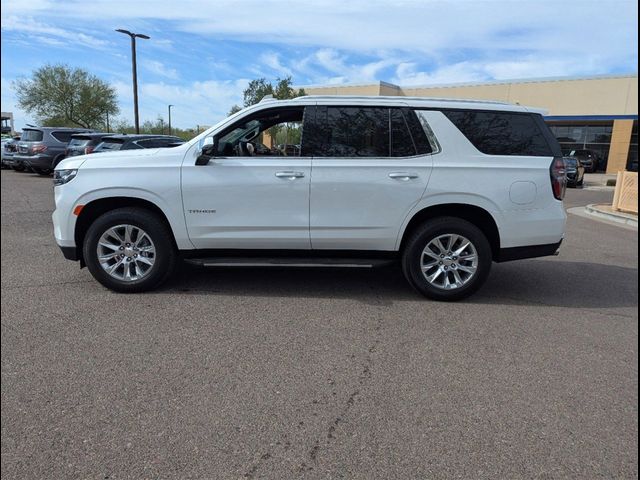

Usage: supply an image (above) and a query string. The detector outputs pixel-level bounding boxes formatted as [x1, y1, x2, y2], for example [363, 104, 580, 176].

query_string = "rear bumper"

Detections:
[496, 240, 562, 262]
[14, 154, 55, 170]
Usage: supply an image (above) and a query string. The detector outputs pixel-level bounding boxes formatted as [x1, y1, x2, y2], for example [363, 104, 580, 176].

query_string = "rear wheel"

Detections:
[402, 217, 492, 301]
[33, 167, 52, 176]
[12, 164, 25, 172]
[83, 207, 177, 293]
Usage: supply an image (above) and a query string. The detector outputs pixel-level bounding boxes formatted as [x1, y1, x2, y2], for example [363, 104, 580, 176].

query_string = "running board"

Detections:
[184, 257, 394, 268]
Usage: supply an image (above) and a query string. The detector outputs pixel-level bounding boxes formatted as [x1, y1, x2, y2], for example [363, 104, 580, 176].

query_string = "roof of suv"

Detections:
[71, 132, 113, 139]
[102, 134, 184, 142]
[257, 95, 545, 114]
[23, 127, 94, 132]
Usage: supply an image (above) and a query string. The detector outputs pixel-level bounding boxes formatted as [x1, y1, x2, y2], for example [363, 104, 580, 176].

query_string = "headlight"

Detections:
[53, 169, 78, 186]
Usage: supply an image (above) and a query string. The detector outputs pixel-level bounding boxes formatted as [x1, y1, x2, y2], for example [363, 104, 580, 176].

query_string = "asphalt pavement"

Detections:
[1, 170, 637, 479]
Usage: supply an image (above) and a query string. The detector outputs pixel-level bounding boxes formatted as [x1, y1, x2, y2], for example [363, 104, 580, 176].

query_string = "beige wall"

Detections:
[607, 119, 635, 173]
[305, 75, 638, 116]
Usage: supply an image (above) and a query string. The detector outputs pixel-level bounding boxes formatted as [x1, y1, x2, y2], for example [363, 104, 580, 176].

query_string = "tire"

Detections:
[12, 165, 25, 172]
[83, 207, 177, 293]
[577, 177, 584, 187]
[33, 168, 52, 176]
[401, 217, 492, 301]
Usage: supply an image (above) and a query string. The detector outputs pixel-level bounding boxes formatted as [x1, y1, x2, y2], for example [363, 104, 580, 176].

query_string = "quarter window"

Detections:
[443, 110, 553, 156]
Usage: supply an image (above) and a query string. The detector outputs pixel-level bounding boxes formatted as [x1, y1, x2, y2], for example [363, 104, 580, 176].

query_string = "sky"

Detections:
[1, 0, 638, 130]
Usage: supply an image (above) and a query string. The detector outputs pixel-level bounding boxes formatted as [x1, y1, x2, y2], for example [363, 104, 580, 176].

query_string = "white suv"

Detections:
[52, 96, 567, 301]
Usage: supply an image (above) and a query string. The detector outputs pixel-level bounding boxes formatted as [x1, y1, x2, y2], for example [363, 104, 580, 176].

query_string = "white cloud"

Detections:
[1, 0, 636, 129]
[259, 52, 292, 77]
[141, 59, 179, 80]
[1, 15, 109, 49]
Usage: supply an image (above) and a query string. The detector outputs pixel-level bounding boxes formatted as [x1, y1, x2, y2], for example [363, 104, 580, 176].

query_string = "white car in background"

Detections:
[52, 95, 566, 301]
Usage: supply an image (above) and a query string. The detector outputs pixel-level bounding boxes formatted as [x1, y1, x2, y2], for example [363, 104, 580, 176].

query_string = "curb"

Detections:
[584, 204, 638, 228]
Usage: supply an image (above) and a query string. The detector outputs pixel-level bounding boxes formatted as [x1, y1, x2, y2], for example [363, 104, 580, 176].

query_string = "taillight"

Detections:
[550, 157, 567, 201]
[32, 144, 47, 154]
[84, 146, 95, 154]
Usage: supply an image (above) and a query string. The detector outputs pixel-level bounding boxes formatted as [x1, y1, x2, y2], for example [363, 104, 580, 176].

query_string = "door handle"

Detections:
[389, 172, 419, 180]
[275, 171, 305, 179]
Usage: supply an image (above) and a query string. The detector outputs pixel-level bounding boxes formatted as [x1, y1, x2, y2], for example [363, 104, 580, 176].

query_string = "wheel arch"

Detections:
[398, 203, 501, 259]
[74, 196, 179, 265]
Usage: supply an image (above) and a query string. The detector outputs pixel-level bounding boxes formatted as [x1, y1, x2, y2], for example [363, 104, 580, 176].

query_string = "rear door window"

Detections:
[390, 109, 416, 157]
[313, 106, 390, 157]
[443, 110, 553, 156]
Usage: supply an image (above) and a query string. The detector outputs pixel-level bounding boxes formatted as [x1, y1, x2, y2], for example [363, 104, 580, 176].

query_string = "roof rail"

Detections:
[301, 94, 510, 105]
[259, 94, 275, 103]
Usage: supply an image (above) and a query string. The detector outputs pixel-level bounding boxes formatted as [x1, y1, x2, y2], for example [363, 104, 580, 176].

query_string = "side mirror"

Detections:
[196, 142, 217, 166]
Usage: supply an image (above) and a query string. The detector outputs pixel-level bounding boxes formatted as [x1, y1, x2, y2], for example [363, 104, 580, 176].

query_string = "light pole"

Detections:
[168, 104, 174, 136]
[116, 29, 150, 134]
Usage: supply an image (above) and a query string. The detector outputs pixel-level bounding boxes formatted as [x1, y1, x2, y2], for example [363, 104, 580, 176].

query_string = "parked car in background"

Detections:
[93, 134, 184, 153]
[65, 133, 113, 158]
[563, 156, 585, 187]
[12, 127, 93, 175]
[566, 149, 599, 173]
[1, 135, 21, 170]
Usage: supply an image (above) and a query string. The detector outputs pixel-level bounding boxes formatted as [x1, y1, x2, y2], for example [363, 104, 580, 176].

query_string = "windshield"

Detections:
[21, 129, 44, 142]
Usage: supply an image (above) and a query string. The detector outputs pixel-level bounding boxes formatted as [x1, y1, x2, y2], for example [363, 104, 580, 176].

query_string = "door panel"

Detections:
[310, 157, 431, 250]
[182, 157, 311, 249]
[308, 106, 434, 250]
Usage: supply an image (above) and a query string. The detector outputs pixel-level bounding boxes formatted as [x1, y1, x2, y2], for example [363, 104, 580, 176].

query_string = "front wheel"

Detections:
[402, 217, 492, 301]
[83, 207, 177, 293]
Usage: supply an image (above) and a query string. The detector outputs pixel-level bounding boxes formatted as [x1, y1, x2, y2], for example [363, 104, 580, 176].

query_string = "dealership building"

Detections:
[302, 74, 638, 173]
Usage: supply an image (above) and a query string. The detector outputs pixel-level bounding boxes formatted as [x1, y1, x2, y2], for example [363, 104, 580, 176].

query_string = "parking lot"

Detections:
[1, 169, 637, 478]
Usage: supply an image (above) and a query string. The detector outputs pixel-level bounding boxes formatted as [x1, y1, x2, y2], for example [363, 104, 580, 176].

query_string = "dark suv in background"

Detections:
[65, 133, 113, 158]
[93, 134, 184, 153]
[13, 127, 93, 175]
[566, 149, 600, 173]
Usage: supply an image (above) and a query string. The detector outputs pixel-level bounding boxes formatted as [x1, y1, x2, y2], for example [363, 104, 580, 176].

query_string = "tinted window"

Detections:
[21, 129, 43, 142]
[315, 107, 390, 157]
[390, 109, 416, 157]
[409, 110, 436, 154]
[51, 131, 75, 143]
[443, 110, 552, 156]
[68, 138, 91, 147]
[95, 140, 124, 152]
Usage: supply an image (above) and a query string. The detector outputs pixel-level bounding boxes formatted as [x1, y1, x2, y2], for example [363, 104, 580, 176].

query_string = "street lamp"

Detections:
[168, 104, 174, 136]
[116, 29, 150, 134]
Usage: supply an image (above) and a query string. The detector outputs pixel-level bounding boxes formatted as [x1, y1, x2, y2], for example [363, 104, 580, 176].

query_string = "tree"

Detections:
[242, 76, 306, 107]
[13, 64, 119, 128]
[228, 104, 242, 116]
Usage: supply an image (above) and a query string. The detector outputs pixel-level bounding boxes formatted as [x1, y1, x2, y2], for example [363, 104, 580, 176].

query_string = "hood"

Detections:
[54, 148, 161, 171]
